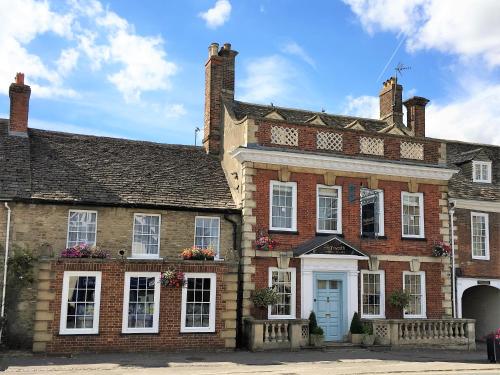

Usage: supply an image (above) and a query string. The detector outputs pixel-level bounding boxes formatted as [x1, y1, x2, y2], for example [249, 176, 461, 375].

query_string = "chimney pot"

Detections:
[15, 72, 25, 85]
[223, 43, 231, 51]
[208, 43, 219, 58]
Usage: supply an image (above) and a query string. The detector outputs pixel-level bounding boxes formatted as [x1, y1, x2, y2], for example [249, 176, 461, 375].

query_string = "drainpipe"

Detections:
[449, 202, 457, 318]
[1, 202, 12, 343]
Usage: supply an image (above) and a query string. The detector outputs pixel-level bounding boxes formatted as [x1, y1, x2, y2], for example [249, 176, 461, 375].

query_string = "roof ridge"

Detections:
[233, 100, 386, 123]
[29, 128, 203, 150]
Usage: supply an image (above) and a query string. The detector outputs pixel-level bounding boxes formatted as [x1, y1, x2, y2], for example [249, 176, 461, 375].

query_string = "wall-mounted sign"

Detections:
[477, 280, 491, 285]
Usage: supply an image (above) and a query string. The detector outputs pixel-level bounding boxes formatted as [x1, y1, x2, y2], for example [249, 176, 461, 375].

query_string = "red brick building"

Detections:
[206, 43, 458, 342]
[447, 142, 500, 339]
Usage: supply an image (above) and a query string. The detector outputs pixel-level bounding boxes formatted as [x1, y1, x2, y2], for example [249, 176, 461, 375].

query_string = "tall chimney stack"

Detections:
[9, 73, 30, 136]
[379, 77, 403, 126]
[203, 42, 238, 155]
[404, 96, 429, 138]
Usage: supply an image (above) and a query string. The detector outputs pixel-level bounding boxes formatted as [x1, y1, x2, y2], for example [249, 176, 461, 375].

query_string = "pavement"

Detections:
[1, 344, 499, 374]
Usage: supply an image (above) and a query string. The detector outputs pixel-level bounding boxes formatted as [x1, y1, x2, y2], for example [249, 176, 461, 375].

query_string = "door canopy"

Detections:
[293, 235, 368, 258]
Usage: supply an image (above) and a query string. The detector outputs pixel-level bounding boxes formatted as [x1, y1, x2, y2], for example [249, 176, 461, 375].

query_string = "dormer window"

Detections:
[472, 161, 492, 183]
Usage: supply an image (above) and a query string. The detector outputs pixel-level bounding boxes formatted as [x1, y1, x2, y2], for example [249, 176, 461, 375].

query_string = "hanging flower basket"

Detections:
[181, 246, 215, 260]
[255, 229, 278, 251]
[432, 241, 451, 257]
[160, 269, 186, 288]
[60, 244, 109, 259]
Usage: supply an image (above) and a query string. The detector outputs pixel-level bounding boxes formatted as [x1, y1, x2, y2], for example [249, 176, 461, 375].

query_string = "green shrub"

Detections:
[389, 289, 411, 310]
[252, 287, 279, 308]
[350, 312, 364, 334]
[311, 326, 324, 335]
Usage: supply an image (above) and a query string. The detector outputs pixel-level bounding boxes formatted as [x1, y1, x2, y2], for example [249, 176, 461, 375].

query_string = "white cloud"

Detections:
[426, 83, 500, 145]
[29, 116, 121, 138]
[343, 0, 500, 67]
[0, 0, 178, 101]
[239, 55, 297, 103]
[199, 0, 231, 29]
[164, 103, 186, 118]
[57, 48, 80, 76]
[281, 41, 316, 69]
[342, 95, 379, 119]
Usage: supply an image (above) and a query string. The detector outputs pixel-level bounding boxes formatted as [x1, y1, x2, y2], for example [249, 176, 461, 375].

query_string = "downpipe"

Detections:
[449, 202, 457, 318]
[1, 202, 11, 344]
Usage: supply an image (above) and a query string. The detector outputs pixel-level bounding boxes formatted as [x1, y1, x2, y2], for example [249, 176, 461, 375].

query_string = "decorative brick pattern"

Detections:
[316, 132, 342, 151]
[401, 142, 424, 160]
[360, 137, 384, 156]
[271, 126, 298, 146]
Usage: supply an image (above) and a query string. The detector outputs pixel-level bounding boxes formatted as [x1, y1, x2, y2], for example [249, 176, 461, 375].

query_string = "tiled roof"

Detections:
[0, 123, 237, 210]
[446, 141, 500, 201]
[231, 100, 388, 132]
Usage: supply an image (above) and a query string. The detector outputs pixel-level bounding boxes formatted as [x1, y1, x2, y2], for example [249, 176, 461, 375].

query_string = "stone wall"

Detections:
[0, 202, 239, 349]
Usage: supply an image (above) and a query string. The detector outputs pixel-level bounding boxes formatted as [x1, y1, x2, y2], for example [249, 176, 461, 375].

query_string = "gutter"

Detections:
[1, 202, 11, 344]
[449, 202, 457, 318]
[223, 213, 243, 348]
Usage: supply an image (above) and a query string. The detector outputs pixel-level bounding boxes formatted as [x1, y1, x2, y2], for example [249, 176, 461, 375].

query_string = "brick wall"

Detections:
[254, 120, 441, 164]
[253, 168, 442, 257]
[38, 259, 236, 353]
[359, 260, 445, 319]
[455, 208, 500, 279]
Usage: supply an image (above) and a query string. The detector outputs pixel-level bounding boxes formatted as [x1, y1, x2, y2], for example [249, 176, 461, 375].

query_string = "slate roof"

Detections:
[231, 100, 388, 132]
[293, 235, 368, 257]
[0, 122, 237, 211]
[446, 141, 500, 201]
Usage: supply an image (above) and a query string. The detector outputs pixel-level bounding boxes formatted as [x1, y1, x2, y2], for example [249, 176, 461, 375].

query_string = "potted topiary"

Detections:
[308, 311, 324, 347]
[362, 323, 375, 346]
[349, 312, 364, 344]
[389, 289, 411, 318]
[252, 287, 279, 319]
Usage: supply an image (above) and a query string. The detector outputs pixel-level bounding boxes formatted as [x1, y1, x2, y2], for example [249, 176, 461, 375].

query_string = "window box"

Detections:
[181, 246, 215, 260]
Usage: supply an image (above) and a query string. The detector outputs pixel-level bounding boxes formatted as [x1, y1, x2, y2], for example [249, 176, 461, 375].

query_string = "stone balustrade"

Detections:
[244, 317, 309, 351]
[370, 319, 476, 350]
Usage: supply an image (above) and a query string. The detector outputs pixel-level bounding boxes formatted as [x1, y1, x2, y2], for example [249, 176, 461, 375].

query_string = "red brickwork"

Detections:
[255, 119, 440, 164]
[8, 74, 30, 134]
[455, 208, 500, 279]
[46, 260, 230, 353]
[252, 258, 301, 318]
[253, 168, 442, 256]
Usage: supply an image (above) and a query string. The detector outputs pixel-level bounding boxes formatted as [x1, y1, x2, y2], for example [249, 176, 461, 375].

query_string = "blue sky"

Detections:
[0, 0, 499, 145]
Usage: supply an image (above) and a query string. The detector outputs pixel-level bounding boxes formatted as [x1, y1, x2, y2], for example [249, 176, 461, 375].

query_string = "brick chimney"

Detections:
[203, 42, 238, 155]
[9, 73, 30, 136]
[379, 77, 403, 126]
[404, 96, 429, 138]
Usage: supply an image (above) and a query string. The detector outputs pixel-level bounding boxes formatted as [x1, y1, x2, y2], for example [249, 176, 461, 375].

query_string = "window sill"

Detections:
[269, 230, 299, 235]
[360, 315, 386, 320]
[180, 329, 216, 334]
[127, 257, 163, 261]
[471, 257, 490, 261]
[120, 331, 160, 335]
[360, 235, 386, 240]
[58, 332, 99, 336]
[401, 237, 427, 241]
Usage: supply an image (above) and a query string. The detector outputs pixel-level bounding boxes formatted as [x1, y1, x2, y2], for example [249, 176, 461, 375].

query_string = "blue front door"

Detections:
[315, 277, 343, 341]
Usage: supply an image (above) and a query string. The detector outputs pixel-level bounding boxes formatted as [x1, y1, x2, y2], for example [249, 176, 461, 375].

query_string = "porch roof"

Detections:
[293, 235, 368, 258]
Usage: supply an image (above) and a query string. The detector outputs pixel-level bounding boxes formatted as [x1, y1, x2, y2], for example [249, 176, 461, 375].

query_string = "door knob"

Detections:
[326, 297, 330, 303]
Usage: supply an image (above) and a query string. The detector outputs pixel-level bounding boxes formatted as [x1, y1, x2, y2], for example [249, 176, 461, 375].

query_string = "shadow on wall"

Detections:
[462, 285, 500, 341]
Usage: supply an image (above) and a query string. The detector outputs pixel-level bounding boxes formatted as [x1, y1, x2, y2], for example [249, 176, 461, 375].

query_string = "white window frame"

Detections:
[471, 212, 490, 260]
[360, 188, 385, 237]
[66, 210, 98, 248]
[269, 181, 297, 232]
[122, 272, 161, 334]
[194, 216, 221, 259]
[59, 271, 102, 335]
[181, 272, 217, 333]
[268, 267, 296, 319]
[360, 270, 385, 319]
[403, 271, 427, 319]
[131, 213, 161, 259]
[401, 192, 425, 239]
[316, 184, 342, 234]
[472, 161, 492, 183]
